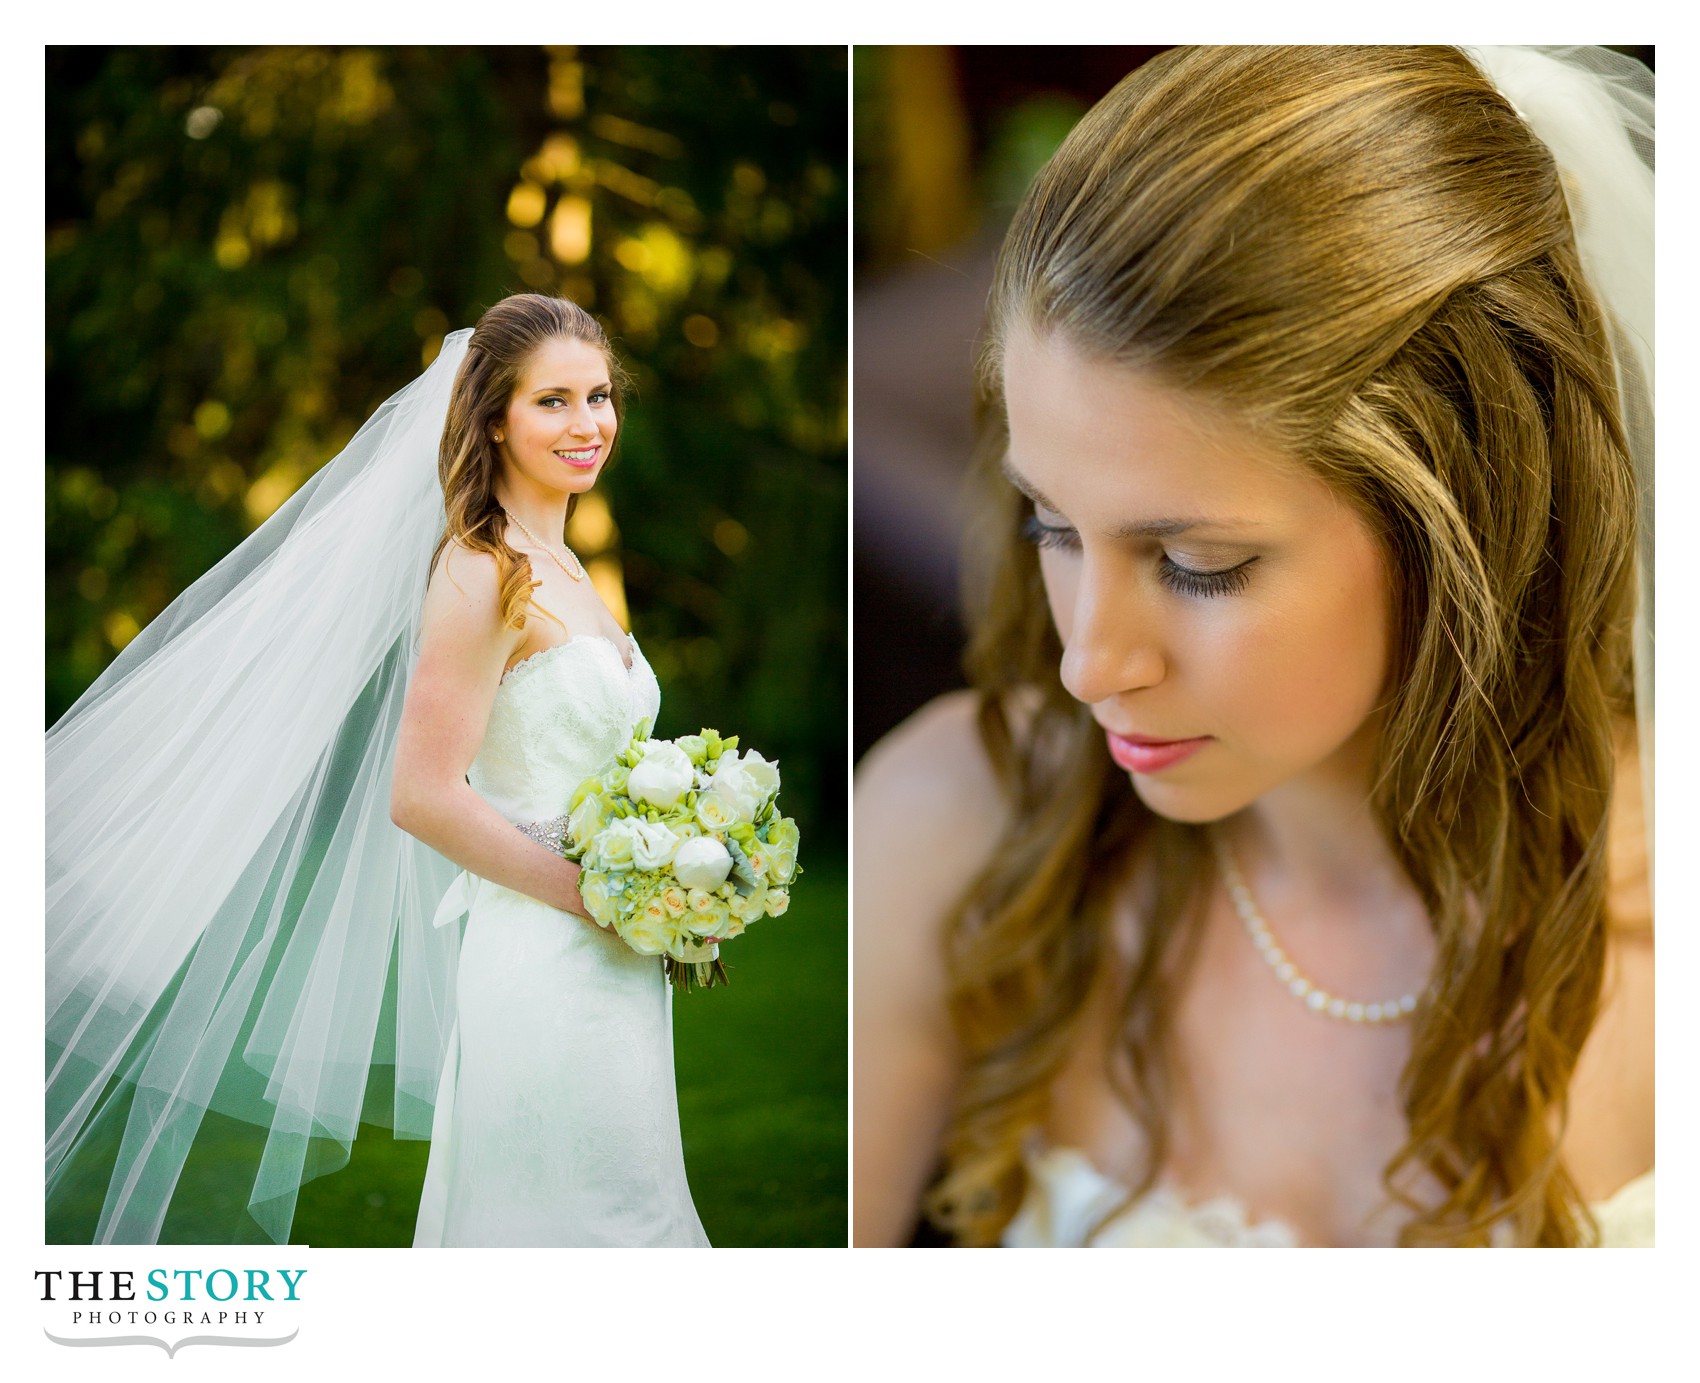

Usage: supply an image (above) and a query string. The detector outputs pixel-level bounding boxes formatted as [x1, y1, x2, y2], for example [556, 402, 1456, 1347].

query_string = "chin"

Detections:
[543, 463, 602, 495]
[1126, 773, 1251, 826]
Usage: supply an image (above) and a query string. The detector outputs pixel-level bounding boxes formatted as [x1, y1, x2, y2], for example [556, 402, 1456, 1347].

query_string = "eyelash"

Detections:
[541, 391, 611, 407]
[1018, 513, 1256, 598]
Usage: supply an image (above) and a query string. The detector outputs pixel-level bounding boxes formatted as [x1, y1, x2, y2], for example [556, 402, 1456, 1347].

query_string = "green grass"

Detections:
[51, 857, 847, 1248]
[673, 854, 847, 1246]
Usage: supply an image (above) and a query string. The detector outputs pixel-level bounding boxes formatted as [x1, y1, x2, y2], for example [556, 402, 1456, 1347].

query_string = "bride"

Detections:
[855, 47, 1652, 1247]
[47, 293, 706, 1246]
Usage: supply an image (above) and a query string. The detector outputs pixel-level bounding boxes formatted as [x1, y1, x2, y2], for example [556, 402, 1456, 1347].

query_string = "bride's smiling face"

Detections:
[1001, 325, 1393, 822]
[496, 335, 618, 495]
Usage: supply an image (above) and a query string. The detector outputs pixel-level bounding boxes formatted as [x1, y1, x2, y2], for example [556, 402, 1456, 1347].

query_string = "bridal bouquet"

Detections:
[564, 720, 800, 992]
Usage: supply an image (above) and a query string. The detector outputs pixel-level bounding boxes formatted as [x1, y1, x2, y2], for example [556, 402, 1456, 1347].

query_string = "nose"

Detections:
[1057, 558, 1167, 706]
[562, 402, 597, 439]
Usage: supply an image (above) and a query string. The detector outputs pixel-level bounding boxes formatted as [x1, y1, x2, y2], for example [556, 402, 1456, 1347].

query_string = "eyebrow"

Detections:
[1001, 456, 1267, 539]
[530, 382, 610, 395]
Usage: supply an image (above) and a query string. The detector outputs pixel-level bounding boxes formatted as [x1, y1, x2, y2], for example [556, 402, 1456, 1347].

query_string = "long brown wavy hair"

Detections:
[929, 46, 1641, 1247]
[431, 293, 631, 627]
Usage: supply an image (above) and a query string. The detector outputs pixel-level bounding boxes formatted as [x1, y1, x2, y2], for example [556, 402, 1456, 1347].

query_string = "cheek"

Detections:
[1037, 550, 1078, 641]
[1211, 548, 1390, 748]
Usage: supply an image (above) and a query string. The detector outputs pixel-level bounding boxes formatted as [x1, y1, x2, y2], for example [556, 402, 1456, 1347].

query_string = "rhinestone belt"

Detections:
[515, 814, 570, 855]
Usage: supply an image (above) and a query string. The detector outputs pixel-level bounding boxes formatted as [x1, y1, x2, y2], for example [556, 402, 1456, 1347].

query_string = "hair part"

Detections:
[431, 292, 630, 627]
[932, 46, 1638, 1247]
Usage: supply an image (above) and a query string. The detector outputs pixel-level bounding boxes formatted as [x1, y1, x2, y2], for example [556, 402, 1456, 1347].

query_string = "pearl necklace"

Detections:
[1210, 831, 1420, 1026]
[503, 508, 585, 581]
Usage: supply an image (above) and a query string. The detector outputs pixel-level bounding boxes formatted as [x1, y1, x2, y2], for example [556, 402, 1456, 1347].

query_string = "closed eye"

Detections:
[1020, 510, 1257, 597]
[1019, 511, 1079, 552]
[1159, 556, 1256, 598]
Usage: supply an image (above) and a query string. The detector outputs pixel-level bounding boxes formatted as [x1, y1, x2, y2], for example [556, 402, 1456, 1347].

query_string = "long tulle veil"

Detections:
[46, 330, 474, 1243]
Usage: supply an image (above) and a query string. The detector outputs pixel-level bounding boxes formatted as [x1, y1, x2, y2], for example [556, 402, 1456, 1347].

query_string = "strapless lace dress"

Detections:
[1004, 1145, 1652, 1247]
[413, 635, 708, 1246]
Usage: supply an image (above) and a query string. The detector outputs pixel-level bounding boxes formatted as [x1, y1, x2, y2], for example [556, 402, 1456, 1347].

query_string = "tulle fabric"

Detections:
[46, 333, 475, 1243]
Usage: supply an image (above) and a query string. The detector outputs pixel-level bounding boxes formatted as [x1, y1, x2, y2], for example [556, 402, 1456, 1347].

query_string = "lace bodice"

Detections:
[1004, 1145, 1655, 1247]
[467, 634, 660, 824]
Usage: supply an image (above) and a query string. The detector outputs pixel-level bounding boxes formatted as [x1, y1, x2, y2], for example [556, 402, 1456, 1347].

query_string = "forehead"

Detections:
[1000, 325, 1318, 520]
[516, 335, 609, 388]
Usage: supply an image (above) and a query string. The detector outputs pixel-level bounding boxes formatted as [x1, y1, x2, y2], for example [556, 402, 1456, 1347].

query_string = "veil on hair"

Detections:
[46, 329, 474, 1243]
[1463, 46, 1654, 872]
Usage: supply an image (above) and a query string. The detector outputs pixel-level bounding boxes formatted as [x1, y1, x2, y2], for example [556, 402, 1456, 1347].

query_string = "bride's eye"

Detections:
[1159, 554, 1257, 598]
[1019, 507, 1080, 553]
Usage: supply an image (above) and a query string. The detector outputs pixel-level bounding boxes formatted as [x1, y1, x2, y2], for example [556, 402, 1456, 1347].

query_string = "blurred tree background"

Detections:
[46, 45, 846, 1247]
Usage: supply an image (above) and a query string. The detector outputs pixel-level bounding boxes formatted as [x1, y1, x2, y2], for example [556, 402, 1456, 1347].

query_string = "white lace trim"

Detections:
[1004, 1145, 1654, 1248]
[500, 631, 637, 686]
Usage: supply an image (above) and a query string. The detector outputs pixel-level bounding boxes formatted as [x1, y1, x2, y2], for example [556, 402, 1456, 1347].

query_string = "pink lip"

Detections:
[555, 446, 600, 469]
[1105, 729, 1212, 774]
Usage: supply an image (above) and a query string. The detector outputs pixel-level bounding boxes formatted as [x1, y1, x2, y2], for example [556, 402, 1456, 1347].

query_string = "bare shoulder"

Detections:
[419, 541, 520, 651]
[424, 539, 503, 620]
[1565, 926, 1654, 1201]
[854, 689, 1016, 1244]
[1562, 724, 1655, 1198]
[856, 690, 1007, 839]
[854, 690, 1022, 1014]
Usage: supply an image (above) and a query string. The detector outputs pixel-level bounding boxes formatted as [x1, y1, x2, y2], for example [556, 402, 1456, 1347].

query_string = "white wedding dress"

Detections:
[1004, 1145, 1653, 1247]
[413, 633, 708, 1246]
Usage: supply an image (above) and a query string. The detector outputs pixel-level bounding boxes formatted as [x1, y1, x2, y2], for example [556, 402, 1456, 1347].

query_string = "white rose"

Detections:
[673, 835, 734, 891]
[766, 839, 797, 885]
[730, 883, 769, 923]
[706, 759, 763, 822]
[592, 817, 641, 870]
[765, 887, 790, 918]
[695, 792, 741, 833]
[628, 818, 680, 872]
[627, 741, 694, 810]
[743, 841, 773, 881]
[734, 749, 781, 800]
[684, 894, 731, 939]
[577, 870, 614, 926]
[620, 909, 672, 956]
[566, 793, 608, 853]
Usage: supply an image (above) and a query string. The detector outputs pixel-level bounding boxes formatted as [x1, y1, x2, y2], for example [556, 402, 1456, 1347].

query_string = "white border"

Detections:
[11, 6, 1693, 1378]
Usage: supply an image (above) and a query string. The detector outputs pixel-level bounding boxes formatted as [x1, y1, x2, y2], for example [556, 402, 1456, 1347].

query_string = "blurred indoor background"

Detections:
[46, 44, 846, 1248]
